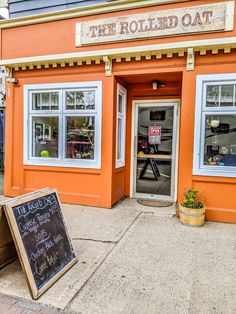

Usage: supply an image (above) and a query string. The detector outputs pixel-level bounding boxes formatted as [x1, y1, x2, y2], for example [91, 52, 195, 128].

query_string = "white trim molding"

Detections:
[193, 73, 236, 178]
[116, 83, 127, 168]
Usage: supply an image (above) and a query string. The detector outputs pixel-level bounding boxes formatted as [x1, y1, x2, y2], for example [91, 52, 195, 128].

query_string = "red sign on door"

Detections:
[148, 126, 161, 144]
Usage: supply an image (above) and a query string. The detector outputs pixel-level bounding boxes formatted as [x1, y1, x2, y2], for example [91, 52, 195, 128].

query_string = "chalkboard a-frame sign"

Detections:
[2, 188, 77, 299]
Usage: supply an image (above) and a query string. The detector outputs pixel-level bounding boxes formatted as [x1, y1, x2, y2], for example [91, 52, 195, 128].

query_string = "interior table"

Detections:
[137, 153, 172, 181]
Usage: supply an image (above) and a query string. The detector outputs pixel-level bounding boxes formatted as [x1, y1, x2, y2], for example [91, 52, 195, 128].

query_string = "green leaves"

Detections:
[181, 189, 204, 209]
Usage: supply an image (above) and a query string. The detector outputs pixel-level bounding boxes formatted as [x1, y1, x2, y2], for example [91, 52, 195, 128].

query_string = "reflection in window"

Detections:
[117, 118, 122, 160]
[118, 94, 123, 113]
[221, 85, 234, 106]
[32, 117, 58, 158]
[32, 92, 59, 110]
[204, 115, 236, 167]
[194, 75, 236, 177]
[65, 90, 95, 110]
[206, 84, 235, 107]
[66, 117, 95, 160]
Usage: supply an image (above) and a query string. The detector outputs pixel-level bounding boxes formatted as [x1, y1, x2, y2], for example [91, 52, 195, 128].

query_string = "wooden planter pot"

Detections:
[180, 204, 205, 227]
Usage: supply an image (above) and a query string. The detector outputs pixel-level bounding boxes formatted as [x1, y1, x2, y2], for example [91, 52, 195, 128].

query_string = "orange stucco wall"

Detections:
[1, 0, 236, 222]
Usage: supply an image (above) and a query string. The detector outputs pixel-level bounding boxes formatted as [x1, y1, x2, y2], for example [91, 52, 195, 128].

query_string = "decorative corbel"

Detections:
[186, 47, 194, 71]
[103, 56, 112, 77]
[5, 66, 18, 84]
[5, 66, 12, 79]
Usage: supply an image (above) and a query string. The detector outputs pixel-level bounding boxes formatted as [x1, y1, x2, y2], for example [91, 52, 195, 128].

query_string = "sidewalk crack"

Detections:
[72, 237, 117, 244]
[64, 211, 142, 311]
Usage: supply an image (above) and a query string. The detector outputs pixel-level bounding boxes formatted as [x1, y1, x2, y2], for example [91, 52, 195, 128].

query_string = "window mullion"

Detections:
[200, 113, 206, 169]
[59, 89, 64, 162]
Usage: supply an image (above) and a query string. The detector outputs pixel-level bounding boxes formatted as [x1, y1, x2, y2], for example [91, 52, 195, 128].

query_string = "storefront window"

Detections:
[32, 117, 58, 158]
[66, 116, 95, 160]
[193, 74, 236, 177]
[204, 115, 236, 167]
[24, 82, 102, 168]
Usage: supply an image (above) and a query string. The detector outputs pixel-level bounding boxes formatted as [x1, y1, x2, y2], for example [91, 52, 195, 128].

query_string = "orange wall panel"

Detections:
[112, 169, 126, 204]
[24, 169, 103, 206]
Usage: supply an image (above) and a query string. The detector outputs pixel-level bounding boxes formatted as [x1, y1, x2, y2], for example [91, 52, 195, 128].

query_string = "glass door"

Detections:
[133, 102, 178, 201]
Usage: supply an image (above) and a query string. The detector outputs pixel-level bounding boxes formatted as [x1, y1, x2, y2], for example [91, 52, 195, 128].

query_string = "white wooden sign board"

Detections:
[76, 1, 234, 46]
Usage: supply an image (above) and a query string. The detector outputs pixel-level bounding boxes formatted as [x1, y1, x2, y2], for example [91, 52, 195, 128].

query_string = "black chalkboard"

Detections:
[3, 189, 77, 299]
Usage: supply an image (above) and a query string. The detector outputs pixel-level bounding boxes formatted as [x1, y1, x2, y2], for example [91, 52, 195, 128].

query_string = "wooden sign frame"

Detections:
[2, 188, 77, 299]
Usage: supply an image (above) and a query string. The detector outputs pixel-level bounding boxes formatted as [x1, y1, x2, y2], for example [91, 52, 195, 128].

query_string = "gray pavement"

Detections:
[0, 198, 235, 314]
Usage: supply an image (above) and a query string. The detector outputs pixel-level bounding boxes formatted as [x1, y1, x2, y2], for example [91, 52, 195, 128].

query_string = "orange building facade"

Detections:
[0, 0, 236, 223]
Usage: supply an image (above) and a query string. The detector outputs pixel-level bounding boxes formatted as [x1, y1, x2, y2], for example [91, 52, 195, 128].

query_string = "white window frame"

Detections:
[24, 81, 102, 169]
[116, 83, 127, 168]
[193, 73, 236, 178]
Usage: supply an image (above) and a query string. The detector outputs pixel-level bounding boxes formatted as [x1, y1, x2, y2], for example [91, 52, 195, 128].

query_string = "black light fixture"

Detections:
[152, 80, 166, 90]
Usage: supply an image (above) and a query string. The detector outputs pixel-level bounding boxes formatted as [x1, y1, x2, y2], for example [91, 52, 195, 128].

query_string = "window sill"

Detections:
[193, 167, 236, 178]
[24, 159, 101, 169]
[115, 163, 125, 169]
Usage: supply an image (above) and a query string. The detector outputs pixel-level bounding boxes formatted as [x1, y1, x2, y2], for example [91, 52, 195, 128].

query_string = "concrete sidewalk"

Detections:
[0, 198, 235, 314]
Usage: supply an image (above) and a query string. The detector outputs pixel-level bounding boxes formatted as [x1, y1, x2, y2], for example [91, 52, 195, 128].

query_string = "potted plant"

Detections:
[179, 189, 205, 227]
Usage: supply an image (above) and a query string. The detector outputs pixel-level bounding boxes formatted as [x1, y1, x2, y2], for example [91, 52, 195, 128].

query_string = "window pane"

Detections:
[85, 90, 95, 109]
[42, 93, 50, 110]
[206, 85, 220, 107]
[220, 85, 234, 107]
[66, 92, 75, 110]
[206, 85, 235, 107]
[32, 94, 41, 110]
[66, 90, 95, 110]
[51, 93, 59, 110]
[118, 94, 123, 113]
[75, 91, 85, 110]
[32, 117, 58, 158]
[66, 116, 95, 160]
[204, 115, 236, 167]
[117, 118, 122, 160]
[32, 92, 59, 110]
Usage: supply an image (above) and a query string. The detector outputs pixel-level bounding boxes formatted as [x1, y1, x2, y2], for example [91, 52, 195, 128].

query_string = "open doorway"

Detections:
[0, 109, 5, 195]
